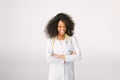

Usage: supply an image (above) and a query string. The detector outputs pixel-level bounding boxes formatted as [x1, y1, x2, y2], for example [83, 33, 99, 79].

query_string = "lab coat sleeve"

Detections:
[46, 38, 64, 63]
[65, 36, 81, 62]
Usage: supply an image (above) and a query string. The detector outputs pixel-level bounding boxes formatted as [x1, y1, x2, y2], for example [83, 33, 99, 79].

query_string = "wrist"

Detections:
[60, 55, 65, 61]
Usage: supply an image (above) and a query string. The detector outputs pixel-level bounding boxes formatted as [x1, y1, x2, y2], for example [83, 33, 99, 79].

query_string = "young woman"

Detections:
[45, 13, 81, 80]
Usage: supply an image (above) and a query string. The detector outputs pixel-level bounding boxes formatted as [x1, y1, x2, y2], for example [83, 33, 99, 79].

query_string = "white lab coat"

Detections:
[46, 36, 81, 80]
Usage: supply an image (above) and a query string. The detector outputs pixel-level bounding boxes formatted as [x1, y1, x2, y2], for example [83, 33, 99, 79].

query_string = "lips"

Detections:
[60, 30, 65, 34]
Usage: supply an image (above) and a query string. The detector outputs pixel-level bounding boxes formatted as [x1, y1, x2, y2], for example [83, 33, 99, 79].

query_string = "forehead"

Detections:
[58, 20, 65, 25]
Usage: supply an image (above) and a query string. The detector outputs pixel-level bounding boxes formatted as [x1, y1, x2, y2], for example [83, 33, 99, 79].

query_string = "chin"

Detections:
[61, 33, 65, 35]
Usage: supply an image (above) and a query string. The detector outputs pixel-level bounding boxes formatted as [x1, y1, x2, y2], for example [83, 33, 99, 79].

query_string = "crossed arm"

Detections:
[47, 36, 81, 63]
[52, 51, 76, 61]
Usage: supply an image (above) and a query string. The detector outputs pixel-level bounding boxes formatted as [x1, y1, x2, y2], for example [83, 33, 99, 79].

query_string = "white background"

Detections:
[0, 0, 120, 80]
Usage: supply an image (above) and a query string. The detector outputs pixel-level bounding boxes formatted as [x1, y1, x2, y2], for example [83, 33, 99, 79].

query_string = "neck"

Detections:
[57, 34, 65, 40]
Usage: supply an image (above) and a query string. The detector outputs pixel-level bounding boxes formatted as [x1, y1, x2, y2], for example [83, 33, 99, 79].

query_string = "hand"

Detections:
[52, 54, 60, 58]
[70, 51, 76, 55]
[59, 55, 65, 60]
[52, 54, 65, 60]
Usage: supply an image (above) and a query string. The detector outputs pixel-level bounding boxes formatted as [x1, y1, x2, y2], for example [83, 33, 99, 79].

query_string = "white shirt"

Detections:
[47, 35, 81, 80]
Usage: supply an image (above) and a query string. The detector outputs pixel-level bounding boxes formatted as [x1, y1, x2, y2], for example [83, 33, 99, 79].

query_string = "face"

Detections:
[57, 20, 66, 36]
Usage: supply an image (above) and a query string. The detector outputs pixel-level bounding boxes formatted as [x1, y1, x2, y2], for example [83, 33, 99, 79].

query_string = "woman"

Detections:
[45, 13, 81, 80]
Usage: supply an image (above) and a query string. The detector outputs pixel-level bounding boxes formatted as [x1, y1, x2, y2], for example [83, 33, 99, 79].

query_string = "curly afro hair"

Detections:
[45, 13, 75, 38]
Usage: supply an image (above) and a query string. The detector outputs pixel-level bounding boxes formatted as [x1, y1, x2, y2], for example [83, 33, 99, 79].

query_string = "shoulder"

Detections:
[69, 35, 78, 41]
[47, 38, 52, 44]
[47, 37, 56, 44]
[68, 35, 80, 45]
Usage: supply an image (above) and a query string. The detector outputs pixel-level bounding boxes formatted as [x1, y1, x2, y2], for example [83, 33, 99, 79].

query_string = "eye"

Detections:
[58, 26, 61, 28]
[58, 25, 66, 29]
[63, 26, 66, 28]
